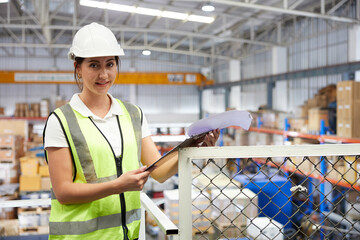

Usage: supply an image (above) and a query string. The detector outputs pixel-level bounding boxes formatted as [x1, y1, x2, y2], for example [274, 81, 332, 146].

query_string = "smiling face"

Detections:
[75, 56, 117, 97]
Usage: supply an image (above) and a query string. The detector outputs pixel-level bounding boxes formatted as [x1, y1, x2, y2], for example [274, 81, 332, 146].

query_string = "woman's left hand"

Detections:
[196, 129, 220, 147]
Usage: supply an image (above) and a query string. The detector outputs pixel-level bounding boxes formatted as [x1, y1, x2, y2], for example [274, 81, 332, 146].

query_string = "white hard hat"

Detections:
[68, 22, 125, 60]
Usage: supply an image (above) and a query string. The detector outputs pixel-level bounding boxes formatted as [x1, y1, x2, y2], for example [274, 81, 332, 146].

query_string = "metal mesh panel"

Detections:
[177, 145, 360, 240]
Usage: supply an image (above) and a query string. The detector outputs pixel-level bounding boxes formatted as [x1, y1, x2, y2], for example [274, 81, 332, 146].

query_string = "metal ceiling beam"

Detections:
[203, 61, 360, 89]
[289, 0, 304, 10]
[0, 42, 233, 60]
[1, 23, 278, 47]
[181, 0, 359, 24]
[327, 0, 348, 15]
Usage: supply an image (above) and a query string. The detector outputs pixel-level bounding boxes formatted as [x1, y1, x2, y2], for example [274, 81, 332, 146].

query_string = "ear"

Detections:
[74, 61, 81, 76]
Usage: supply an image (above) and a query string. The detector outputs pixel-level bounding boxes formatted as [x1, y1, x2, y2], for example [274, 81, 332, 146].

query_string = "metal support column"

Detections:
[267, 81, 274, 110]
[225, 87, 230, 110]
[198, 87, 203, 119]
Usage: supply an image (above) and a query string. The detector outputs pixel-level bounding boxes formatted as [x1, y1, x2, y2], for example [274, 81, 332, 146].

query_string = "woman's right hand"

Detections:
[113, 166, 152, 193]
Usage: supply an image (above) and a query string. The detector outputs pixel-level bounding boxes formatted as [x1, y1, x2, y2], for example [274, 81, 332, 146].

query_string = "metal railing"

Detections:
[176, 144, 360, 240]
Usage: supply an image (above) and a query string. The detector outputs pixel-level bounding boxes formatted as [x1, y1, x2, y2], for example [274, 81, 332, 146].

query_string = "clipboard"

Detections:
[145, 131, 208, 171]
[145, 110, 253, 171]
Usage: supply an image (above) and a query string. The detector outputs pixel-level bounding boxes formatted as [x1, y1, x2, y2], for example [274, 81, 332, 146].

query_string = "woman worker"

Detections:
[43, 22, 219, 240]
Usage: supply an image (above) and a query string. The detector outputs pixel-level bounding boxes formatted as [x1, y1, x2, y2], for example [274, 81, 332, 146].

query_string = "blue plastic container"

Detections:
[234, 172, 292, 229]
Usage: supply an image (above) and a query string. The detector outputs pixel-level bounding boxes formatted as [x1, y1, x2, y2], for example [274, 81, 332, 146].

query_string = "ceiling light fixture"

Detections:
[202, 2, 215, 12]
[142, 50, 151, 56]
[0, 0, 9, 3]
[80, 0, 214, 24]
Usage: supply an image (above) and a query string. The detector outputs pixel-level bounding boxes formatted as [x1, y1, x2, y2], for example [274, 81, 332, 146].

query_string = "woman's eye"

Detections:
[108, 62, 114, 67]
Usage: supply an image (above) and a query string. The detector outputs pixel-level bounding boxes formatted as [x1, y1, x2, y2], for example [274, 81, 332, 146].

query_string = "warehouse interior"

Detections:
[0, 0, 360, 239]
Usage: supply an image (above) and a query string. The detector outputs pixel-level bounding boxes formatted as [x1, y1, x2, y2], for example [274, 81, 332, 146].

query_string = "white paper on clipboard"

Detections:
[146, 110, 253, 171]
[186, 110, 253, 137]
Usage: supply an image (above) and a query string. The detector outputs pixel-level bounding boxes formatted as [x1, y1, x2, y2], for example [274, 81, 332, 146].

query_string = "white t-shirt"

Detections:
[44, 93, 151, 157]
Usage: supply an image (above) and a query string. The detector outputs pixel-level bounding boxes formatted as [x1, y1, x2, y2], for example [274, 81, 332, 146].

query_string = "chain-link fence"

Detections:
[174, 144, 360, 240]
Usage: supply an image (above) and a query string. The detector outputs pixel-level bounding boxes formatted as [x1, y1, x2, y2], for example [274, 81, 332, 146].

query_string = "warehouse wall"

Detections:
[201, 17, 351, 115]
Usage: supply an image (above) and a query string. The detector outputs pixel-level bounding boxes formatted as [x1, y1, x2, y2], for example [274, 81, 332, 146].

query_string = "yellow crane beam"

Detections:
[0, 71, 213, 86]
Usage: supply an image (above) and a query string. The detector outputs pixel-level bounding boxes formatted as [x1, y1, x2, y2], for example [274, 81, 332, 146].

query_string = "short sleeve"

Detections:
[44, 114, 69, 149]
[141, 114, 151, 138]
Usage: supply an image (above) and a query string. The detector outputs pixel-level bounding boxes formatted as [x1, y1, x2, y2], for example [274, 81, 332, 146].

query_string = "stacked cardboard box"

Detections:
[337, 81, 360, 138]
[19, 156, 50, 192]
[19, 156, 41, 192]
[0, 135, 24, 164]
[308, 107, 329, 133]
[14, 103, 41, 118]
[300, 84, 336, 118]
[0, 120, 29, 141]
[288, 118, 308, 133]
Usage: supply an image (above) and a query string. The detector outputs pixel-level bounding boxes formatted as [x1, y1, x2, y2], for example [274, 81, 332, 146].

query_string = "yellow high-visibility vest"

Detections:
[44, 99, 143, 240]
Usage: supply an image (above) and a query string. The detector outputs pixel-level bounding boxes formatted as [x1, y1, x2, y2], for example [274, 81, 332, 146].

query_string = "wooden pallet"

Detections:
[18, 206, 51, 214]
[19, 225, 49, 235]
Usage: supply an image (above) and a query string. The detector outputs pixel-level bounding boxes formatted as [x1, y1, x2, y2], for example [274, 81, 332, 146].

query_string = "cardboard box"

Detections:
[288, 118, 308, 133]
[337, 101, 360, 120]
[300, 105, 309, 118]
[308, 108, 328, 133]
[0, 120, 28, 138]
[337, 119, 360, 138]
[20, 157, 39, 176]
[0, 135, 24, 148]
[39, 165, 49, 177]
[0, 148, 24, 163]
[343, 156, 360, 184]
[19, 175, 41, 192]
[337, 81, 360, 104]
[327, 158, 345, 181]
[286, 155, 318, 176]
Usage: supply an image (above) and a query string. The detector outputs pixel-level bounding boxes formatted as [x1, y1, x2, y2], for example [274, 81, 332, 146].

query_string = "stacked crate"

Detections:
[337, 81, 360, 138]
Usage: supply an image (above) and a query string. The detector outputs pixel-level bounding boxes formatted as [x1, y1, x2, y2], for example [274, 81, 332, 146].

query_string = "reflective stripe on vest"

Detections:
[120, 100, 142, 165]
[47, 100, 142, 239]
[49, 208, 141, 235]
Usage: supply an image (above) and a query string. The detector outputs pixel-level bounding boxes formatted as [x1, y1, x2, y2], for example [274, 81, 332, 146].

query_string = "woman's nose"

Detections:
[99, 68, 108, 79]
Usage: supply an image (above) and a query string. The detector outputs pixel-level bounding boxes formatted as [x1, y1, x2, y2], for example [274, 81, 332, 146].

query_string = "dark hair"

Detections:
[74, 56, 120, 91]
